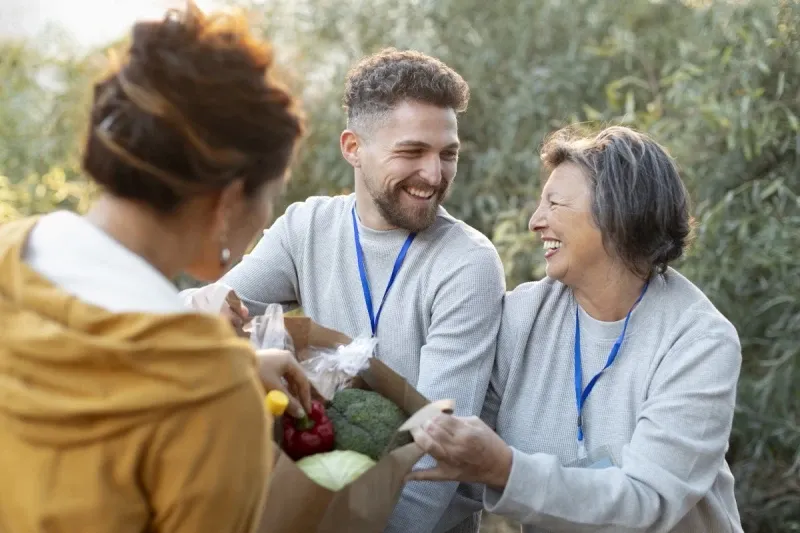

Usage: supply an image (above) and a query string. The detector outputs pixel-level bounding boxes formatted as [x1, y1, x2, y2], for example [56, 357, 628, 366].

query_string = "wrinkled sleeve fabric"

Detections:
[384, 248, 506, 533]
[429, 288, 527, 533]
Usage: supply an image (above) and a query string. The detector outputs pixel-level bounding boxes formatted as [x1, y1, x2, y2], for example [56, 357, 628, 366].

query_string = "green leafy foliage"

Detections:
[1, 0, 798, 530]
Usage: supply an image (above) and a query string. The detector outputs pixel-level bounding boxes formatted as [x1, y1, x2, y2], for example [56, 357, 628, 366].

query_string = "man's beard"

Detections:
[367, 177, 450, 233]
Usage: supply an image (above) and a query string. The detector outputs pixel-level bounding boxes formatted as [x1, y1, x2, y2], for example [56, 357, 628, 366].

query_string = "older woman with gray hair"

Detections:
[410, 126, 744, 532]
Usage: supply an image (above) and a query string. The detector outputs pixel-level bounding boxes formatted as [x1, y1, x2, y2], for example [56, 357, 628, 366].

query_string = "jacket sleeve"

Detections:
[142, 376, 272, 533]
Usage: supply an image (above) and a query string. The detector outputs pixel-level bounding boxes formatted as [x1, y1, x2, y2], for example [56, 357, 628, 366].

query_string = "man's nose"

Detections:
[418, 155, 442, 186]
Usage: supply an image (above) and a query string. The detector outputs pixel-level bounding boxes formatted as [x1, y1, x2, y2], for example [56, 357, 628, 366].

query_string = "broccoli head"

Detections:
[326, 388, 412, 461]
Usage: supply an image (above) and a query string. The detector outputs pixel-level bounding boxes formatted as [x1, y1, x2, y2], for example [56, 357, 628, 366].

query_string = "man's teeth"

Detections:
[543, 240, 562, 250]
[405, 187, 435, 199]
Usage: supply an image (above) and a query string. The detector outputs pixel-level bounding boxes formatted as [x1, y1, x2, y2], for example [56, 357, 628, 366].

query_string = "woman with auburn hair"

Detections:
[0, 3, 309, 533]
[410, 126, 743, 533]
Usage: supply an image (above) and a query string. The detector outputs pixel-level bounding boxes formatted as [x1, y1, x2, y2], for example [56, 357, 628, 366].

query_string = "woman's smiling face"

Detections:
[528, 162, 609, 286]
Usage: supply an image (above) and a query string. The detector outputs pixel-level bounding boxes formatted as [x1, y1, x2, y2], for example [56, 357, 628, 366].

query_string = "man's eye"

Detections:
[441, 152, 458, 160]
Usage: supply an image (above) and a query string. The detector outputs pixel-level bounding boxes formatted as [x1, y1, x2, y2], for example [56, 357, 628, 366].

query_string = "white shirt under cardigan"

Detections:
[24, 211, 186, 313]
[179, 194, 507, 533]
[447, 269, 743, 533]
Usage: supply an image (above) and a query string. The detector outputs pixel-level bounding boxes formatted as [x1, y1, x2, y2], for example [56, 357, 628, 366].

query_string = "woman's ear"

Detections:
[216, 179, 246, 221]
[340, 130, 361, 168]
[208, 180, 245, 249]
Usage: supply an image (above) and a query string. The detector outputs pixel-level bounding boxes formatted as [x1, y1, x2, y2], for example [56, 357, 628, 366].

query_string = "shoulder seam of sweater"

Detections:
[666, 293, 736, 345]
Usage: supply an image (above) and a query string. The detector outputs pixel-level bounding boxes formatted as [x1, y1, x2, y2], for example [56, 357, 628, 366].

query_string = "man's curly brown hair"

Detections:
[343, 48, 470, 133]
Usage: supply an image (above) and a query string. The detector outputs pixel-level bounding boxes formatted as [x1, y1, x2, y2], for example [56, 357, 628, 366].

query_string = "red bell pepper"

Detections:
[282, 399, 335, 460]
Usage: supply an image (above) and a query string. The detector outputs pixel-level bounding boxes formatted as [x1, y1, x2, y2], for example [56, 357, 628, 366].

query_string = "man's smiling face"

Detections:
[357, 99, 460, 232]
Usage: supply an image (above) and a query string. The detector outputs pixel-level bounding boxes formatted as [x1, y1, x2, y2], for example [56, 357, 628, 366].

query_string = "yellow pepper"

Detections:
[265, 390, 289, 416]
[265, 390, 289, 447]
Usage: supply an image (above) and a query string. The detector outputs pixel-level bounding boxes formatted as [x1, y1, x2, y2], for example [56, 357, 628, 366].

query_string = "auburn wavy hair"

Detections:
[83, 2, 305, 212]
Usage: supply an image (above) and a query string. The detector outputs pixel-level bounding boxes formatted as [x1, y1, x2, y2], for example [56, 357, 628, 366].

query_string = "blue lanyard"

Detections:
[351, 206, 416, 337]
[574, 281, 649, 455]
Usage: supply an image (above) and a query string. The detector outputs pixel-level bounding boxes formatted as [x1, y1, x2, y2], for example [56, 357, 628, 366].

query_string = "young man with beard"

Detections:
[181, 48, 505, 533]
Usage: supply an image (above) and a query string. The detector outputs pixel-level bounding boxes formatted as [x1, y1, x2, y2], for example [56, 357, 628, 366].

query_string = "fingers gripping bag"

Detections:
[180, 282, 240, 315]
[180, 282, 251, 337]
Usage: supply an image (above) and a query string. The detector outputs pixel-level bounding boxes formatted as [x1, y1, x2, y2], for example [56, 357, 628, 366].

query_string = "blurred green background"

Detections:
[1, 0, 798, 531]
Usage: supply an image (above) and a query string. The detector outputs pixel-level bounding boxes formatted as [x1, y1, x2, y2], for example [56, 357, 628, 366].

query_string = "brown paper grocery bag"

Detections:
[258, 316, 452, 533]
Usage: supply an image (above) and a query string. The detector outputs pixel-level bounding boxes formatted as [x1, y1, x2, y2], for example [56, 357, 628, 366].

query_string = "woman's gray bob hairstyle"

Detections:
[540, 125, 695, 278]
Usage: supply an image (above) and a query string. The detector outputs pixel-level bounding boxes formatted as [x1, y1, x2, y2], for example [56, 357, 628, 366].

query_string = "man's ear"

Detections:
[340, 129, 361, 168]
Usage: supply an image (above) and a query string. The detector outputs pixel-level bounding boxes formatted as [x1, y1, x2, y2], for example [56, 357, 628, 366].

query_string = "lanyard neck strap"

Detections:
[574, 280, 649, 448]
[351, 206, 416, 337]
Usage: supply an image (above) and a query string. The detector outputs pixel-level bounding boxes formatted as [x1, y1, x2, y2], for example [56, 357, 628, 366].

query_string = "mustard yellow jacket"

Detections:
[0, 217, 272, 533]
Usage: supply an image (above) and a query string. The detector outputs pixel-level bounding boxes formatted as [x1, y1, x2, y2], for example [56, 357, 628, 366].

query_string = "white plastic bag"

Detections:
[243, 303, 376, 399]
[244, 303, 295, 353]
[181, 282, 239, 314]
[301, 336, 377, 400]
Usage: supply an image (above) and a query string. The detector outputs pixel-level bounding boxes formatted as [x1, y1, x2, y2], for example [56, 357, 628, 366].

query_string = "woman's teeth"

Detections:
[543, 240, 562, 250]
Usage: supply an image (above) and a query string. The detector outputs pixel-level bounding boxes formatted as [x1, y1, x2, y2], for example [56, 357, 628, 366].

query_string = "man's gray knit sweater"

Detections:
[182, 194, 506, 533]
[446, 269, 743, 533]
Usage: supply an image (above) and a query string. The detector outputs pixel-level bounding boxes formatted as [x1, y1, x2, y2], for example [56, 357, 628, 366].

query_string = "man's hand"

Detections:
[223, 291, 251, 336]
[255, 349, 312, 418]
[407, 414, 513, 490]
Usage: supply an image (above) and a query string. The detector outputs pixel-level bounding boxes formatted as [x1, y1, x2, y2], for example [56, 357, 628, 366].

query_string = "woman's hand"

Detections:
[407, 414, 513, 490]
[255, 349, 312, 418]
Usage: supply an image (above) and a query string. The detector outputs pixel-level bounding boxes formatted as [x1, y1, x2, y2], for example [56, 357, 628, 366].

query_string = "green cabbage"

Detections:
[295, 450, 376, 491]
